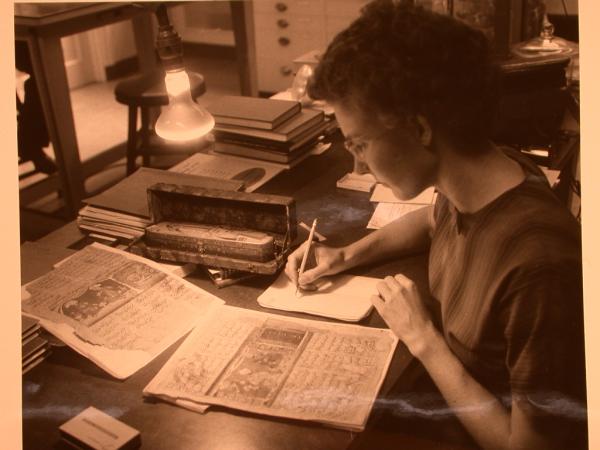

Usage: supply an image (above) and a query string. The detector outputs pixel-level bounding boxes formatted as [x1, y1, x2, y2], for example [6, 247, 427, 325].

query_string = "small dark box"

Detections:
[132, 183, 297, 274]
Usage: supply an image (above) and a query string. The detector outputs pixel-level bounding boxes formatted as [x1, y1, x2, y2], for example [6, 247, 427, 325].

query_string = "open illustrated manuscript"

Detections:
[21, 243, 224, 379]
[21, 243, 398, 429]
[143, 306, 398, 431]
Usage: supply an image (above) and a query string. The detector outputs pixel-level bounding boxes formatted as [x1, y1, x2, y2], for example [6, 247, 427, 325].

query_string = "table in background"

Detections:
[21, 143, 430, 449]
[15, 3, 157, 217]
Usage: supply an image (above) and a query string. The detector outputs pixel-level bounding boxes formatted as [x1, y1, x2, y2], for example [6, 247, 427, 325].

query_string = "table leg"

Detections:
[24, 34, 84, 218]
[131, 11, 157, 73]
[131, 11, 160, 133]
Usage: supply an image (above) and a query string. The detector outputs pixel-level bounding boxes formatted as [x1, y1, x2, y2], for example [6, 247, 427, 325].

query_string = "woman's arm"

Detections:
[417, 327, 557, 450]
[373, 274, 563, 450]
[285, 205, 434, 287]
[342, 203, 434, 270]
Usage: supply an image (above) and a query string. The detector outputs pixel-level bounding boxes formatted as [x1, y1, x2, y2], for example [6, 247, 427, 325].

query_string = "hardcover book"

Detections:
[208, 95, 301, 130]
[215, 119, 332, 152]
[213, 140, 319, 164]
[214, 108, 324, 142]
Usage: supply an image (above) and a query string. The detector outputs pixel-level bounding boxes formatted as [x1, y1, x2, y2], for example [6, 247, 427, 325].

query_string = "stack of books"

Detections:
[208, 95, 336, 164]
[78, 206, 150, 242]
[77, 168, 243, 243]
[22, 315, 50, 375]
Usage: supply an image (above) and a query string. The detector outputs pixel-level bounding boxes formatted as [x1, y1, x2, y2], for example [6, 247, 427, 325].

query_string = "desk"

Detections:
[21, 143, 429, 449]
[15, 3, 157, 218]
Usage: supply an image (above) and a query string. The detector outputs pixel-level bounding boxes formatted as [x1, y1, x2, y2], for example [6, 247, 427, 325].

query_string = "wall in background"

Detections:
[546, 0, 578, 15]
[62, 21, 136, 89]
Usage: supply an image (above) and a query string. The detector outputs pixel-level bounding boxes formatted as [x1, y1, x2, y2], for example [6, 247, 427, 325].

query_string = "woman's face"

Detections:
[333, 102, 438, 201]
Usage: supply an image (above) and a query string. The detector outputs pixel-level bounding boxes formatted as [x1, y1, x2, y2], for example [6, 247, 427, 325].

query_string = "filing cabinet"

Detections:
[253, 0, 370, 93]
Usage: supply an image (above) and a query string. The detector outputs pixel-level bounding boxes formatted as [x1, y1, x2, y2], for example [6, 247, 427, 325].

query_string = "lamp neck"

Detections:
[155, 4, 184, 72]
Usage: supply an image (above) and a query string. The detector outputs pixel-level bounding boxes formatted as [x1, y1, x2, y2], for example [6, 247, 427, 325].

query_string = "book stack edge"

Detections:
[208, 95, 337, 164]
[22, 315, 50, 375]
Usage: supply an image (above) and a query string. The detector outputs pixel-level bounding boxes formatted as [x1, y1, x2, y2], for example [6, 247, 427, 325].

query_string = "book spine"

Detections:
[215, 135, 321, 159]
[214, 116, 276, 130]
[214, 126, 288, 142]
[271, 101, 302, 129]
[216, 134, 294, 152]
[215, 121, 331, 152]
[214, 146, 294, 163]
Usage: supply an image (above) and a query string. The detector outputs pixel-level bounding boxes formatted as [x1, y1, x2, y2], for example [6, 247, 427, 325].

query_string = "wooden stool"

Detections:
[114, 70, 206, 174]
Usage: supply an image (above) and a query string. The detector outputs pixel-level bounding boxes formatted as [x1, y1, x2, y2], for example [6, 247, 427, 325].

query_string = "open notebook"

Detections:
[257, 271, 379, 322]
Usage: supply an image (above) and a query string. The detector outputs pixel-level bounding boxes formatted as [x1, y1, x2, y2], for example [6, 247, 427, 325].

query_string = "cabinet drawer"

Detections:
[253, 0, 325, 16]
[257, 55, 299, 93]
[254, 11, 326, 34]
[255, 24, 324, 60]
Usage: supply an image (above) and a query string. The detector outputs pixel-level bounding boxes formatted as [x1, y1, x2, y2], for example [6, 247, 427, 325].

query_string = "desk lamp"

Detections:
[152, 3, 215, 142]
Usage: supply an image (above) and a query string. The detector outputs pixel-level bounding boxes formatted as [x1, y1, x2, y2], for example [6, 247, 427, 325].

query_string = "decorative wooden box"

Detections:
[132, 183, 297, 274]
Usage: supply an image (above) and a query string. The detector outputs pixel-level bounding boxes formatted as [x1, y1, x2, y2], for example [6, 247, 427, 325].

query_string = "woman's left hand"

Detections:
[372, 273, 436, 357]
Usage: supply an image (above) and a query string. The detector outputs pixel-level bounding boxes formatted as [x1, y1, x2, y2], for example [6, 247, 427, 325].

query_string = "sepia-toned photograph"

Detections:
[9, 0, 593, 448]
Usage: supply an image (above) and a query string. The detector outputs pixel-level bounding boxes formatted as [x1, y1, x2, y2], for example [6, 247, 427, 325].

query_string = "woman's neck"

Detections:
[435, 143, 526, 214]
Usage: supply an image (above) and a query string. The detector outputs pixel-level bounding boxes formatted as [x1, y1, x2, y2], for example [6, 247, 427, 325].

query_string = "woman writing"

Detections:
[285, 1, 586, 448]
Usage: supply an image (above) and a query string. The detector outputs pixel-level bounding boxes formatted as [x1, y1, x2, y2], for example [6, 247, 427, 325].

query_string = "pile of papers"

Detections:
[78, 205, 150, 241]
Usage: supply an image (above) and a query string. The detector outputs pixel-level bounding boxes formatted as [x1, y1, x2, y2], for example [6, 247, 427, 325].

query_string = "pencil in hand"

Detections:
[296, 218, 318, 297]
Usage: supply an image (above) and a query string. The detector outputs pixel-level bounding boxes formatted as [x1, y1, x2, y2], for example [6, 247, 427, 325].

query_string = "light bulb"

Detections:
[155, 70, 215, 142]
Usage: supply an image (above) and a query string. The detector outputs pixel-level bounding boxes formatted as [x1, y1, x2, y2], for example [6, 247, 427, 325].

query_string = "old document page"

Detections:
[144, 306, 398, 430]
[21, 243, 224, 379]
[257, 271, 377, 321]
[169, 152, 284, 192]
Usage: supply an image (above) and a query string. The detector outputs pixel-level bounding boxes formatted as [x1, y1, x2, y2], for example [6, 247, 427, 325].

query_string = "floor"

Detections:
[19, 53, 241, 243]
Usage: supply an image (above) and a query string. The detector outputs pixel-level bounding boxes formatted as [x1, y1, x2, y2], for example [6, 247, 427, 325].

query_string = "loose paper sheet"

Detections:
[367, 202, 429, 230]
[257, 271, 377, 322]
[169, 152, 284, 192]
[144, 306, 397, 431]
[370, 185, 436, 204]
[21, 243, 224, 379]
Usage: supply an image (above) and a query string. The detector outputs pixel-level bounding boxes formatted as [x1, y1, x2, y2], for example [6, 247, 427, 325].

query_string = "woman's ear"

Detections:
[416, 114, 433, 148]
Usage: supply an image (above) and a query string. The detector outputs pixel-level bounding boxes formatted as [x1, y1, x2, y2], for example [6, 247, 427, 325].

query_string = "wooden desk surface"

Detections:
[22, 143, 428, 449]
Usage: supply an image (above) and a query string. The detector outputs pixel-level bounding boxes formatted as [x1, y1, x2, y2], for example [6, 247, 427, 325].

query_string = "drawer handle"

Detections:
[277, 18, 289, 28]
[278, 37, 290, 46]
[280, 66, 293, 76]
[275, 2, 288, 12]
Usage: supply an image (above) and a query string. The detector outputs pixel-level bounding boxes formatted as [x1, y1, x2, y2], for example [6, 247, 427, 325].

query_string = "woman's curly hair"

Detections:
[308, 0, 500, 151]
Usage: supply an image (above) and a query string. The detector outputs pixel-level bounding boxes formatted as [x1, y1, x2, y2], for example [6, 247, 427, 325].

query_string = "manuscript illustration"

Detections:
[21, 243, 223, 378]
[144, 306, 398, 430]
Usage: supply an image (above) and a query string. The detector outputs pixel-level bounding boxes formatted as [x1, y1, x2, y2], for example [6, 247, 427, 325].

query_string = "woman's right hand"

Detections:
[284, 242, 345, 291]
